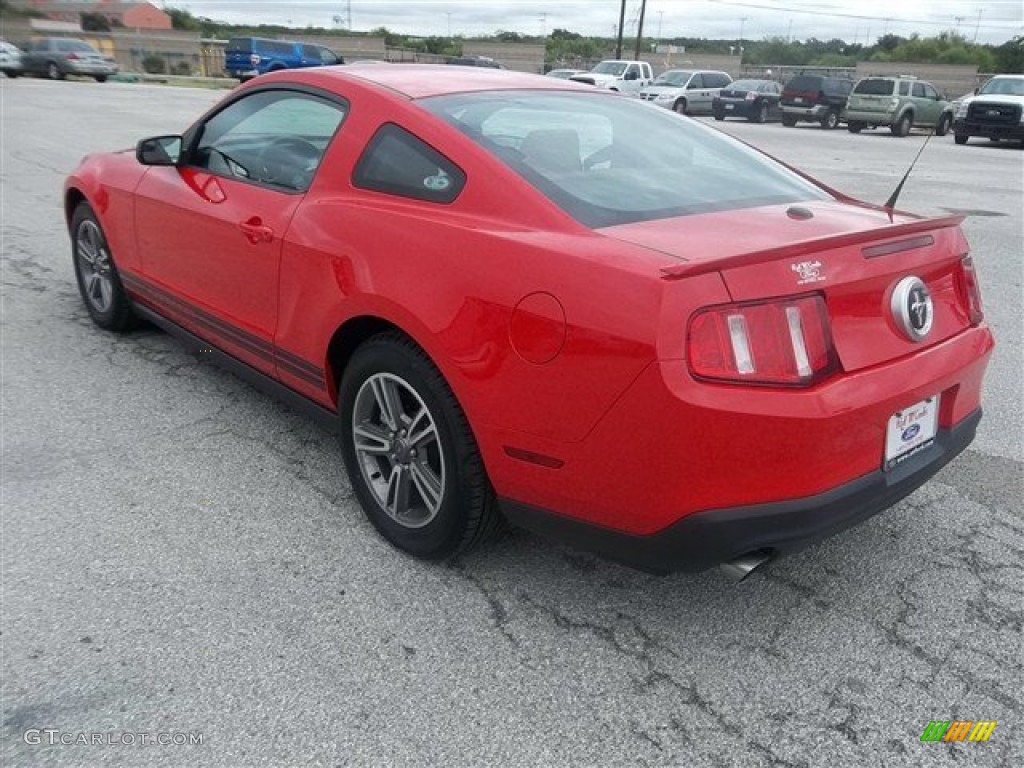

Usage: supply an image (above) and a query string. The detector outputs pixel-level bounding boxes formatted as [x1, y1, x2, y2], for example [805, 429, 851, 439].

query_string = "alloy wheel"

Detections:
[352, 372, 446, 529]
[75, 219, 114, 313]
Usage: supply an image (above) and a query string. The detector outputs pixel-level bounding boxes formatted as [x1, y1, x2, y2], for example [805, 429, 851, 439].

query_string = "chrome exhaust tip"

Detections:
[720, 550, 773, 583]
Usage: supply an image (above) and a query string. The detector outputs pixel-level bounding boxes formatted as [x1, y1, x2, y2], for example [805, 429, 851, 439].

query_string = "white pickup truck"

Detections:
[570, 60, 653, 95]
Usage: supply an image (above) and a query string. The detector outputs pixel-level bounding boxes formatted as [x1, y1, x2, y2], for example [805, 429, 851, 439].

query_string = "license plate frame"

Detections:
[884, 396, 939, 471]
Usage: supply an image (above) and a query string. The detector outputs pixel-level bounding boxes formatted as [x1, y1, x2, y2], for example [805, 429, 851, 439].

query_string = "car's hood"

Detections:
[966, 93, 1024, 106]
[598, 199, 924, 267]
[571, 72, 618, 86]
[640, 85, 683, 96]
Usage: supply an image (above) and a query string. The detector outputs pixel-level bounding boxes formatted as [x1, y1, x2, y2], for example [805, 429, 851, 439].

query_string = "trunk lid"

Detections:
[600, 201, 972, 372]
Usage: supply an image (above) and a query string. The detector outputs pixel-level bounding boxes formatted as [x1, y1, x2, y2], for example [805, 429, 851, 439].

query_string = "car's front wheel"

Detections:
[935, 113, 951, 136]
[954, 134, 968, 145]
[752, 102, 768, 124]
[70, 202, 135, 331]
[94, 75, 107, 83]
[820, 109, 840, 129]
[673, 98, 687, 114]
[781, 115, 797, 127]
[339, 333, 502, 560]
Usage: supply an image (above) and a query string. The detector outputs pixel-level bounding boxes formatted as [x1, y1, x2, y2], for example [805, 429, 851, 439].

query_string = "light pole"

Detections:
[739, 16, 747, 47]
[615, 0, 627, 59]
[657, 10, 664, 42]
[446, 12, 452, 38]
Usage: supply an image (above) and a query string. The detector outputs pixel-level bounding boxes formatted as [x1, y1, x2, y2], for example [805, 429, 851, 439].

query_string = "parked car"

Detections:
[845, 75, 954, 137]
[639, 69, 733, 114]
[780, 74, 854, 129]
[21, 37, 117, 82]
[64, 65, 993, 577]
[953, 74, 1024, 146]
[546, 68, 586, 79]
[570, 60, 653, 96]
[712, 79, 782, 123]
[447, 55, 503, 69]
[0, 40, 24, 78]
[224, 37, 343, 81]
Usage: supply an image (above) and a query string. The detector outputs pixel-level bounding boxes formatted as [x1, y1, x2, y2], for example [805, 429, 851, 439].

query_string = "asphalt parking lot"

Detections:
[1, 78, 1021, 768]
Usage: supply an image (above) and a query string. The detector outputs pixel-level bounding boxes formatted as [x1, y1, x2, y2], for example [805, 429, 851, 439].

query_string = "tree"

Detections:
[165, 6, 200, 31]
[992, 35, 1023, 73]
[80, 12, 110, 32]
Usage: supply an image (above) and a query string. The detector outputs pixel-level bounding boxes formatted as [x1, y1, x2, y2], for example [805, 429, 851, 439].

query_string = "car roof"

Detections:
[312, 63, 592, 99]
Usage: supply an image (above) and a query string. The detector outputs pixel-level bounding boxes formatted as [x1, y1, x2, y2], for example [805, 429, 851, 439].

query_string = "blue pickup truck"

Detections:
[225, 37, 344, 81]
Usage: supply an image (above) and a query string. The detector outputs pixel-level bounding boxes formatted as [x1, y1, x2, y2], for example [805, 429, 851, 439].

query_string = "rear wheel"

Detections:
[847, 121, 865, 133]
[752, 102, 768, 124]
[71, 202, 135, 331]
[820, 109, 840, 129]
[339, 333, 502, 561]
[954, 134, 968, 145]
[891, 113, 912, 137]
[47, 62, 64, 80]
[935, 113, 951, 136]
[673, 98, 687, 115]
[781, 115, 797, 127]
[94, 75, 107, 83]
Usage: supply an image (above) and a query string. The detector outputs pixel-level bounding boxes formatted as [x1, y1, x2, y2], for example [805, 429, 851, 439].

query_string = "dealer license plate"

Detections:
[884, 396, 939, 470]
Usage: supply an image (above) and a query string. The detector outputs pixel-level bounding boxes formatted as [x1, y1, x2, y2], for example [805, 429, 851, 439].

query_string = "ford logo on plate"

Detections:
[902, 424, 921, 442]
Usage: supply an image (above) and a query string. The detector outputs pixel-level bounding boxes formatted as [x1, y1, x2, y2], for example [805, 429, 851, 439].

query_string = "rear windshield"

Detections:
[854, 79, 895, 95]
[785, 76, 822, 91]
[57, 40, 96, 53]
[421, 90, 829, 228]
[226, 38, 253, 53]
[728, 80, 762, 91]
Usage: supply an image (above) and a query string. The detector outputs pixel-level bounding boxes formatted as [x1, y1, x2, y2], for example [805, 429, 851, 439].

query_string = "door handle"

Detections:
[238, 216, 274, 244]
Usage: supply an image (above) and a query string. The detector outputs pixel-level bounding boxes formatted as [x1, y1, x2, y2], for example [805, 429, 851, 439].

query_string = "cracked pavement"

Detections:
[2, 79, 1022, 767]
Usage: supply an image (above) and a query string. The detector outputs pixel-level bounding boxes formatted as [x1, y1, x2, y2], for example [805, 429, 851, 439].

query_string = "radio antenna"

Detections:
[883, 128, 936, 221]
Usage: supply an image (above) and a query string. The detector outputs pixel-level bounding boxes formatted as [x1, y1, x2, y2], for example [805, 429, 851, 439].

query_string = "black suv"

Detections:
[780, 74, 855, 129]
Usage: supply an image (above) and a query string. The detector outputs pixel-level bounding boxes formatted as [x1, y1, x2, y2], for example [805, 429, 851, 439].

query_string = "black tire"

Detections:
[70, 202, 135, 331]
[94, 75, 107, 83]
[47, 62, 64, 80]
[339, 333, 502, 561]
[673, 98, 687, 115]
[954, 134, 968, 145]
[847, 121, 865, 133]
[935, 113, 951, 136]
[781, 115, 797, 127]
[2, 69, 19, 78]
[752, 102, 768, 124]
[713, 112, 725, 121]
[891, 112, 912, 137]
[820, 109, 840, 130]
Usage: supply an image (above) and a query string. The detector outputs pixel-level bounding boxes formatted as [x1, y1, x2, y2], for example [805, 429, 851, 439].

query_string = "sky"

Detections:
[171, 0, 1023, 46]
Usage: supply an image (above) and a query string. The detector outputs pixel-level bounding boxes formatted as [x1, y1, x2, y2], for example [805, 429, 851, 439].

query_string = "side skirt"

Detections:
[133, 303, 339, 434]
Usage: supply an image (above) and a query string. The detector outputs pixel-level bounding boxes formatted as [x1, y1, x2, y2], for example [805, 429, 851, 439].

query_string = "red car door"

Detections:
[132, 88, 348, 376]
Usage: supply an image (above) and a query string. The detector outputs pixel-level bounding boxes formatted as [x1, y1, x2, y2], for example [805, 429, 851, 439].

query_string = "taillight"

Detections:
[66, 52, 79, 60]
[956, 255, 984, 325]
[687, 294, 837, 386]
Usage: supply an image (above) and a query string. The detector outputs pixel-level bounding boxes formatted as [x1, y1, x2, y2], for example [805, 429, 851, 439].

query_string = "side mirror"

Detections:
[973, 87, 979, 95]
[137, 135, 183, 166]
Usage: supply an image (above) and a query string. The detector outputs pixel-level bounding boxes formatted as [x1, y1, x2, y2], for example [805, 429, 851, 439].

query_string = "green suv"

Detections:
[845, 76, 954, 137]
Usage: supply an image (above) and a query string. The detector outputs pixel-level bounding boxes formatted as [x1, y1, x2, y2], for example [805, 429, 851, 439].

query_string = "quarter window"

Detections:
[192, 90, 347, 192]
[353, 124, 465, 204]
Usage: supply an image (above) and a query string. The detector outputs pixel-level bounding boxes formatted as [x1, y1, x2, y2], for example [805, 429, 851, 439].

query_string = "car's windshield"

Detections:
[979, 77, 1024, 97]
[653, 71, 692, 86]
[854, 79, 895, 95]
[421, 90, 830, 228]
[591, 62, 627, 76]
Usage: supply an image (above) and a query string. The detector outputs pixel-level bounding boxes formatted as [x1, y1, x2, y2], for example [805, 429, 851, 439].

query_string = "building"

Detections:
[22, 1, 173, 31]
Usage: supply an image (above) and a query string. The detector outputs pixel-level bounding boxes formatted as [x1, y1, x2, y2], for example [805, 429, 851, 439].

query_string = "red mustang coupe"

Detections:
[65, 66, 993, 578]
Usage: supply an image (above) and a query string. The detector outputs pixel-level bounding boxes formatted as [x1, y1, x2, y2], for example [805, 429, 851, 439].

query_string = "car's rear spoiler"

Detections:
[659, 213, 965, 280]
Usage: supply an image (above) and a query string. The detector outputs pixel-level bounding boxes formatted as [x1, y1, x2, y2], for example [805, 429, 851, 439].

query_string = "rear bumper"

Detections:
[781, 104, 827, 118]
[844, 108, 895, 125]
[502, 409, 981, 573]
[953, 118, 1024, 140]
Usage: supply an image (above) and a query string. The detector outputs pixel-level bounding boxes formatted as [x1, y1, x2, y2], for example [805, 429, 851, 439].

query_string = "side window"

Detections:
[923, 83, 938, 99]
[193, 90, 347, 192]
[643, 63, 652, 79]
[912, 82, 925, 97]
[625, 64, 639, 79]
[301, 44, 320, 60]
[899, 81, 910, 96]
[688, 74, 704, 89]
[319, 47, 339, 65]
[712, 74, 730, 88]
[353, 124, 466, 204]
